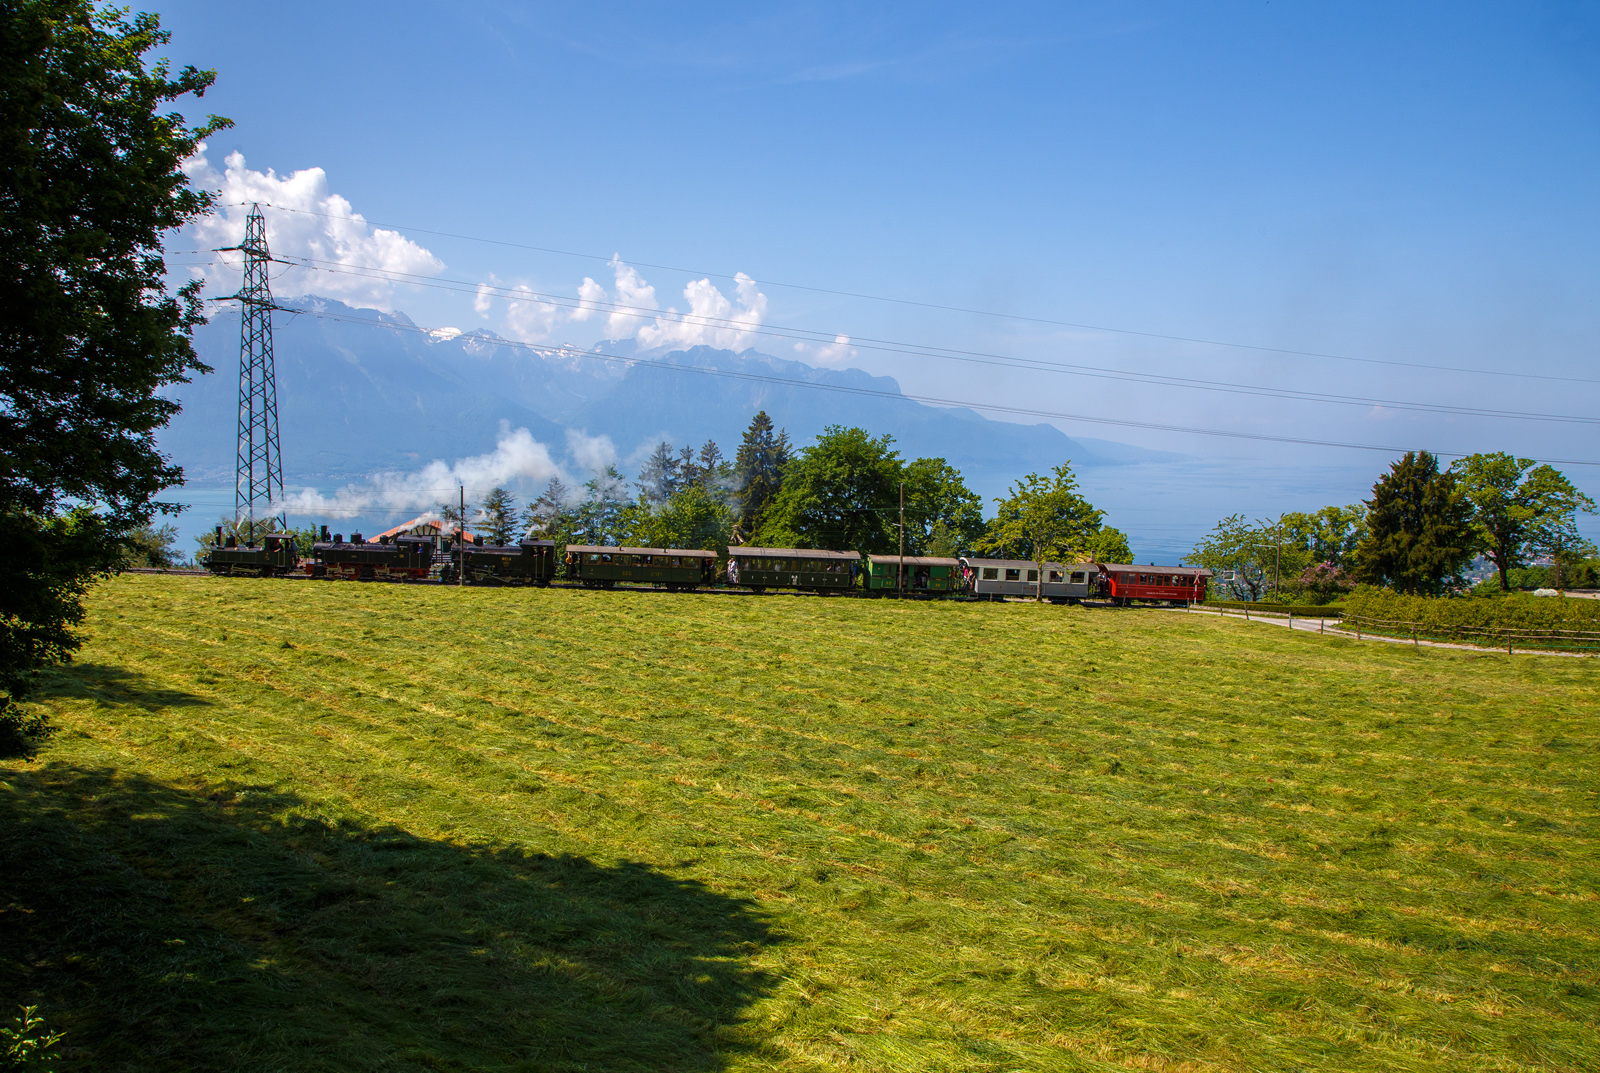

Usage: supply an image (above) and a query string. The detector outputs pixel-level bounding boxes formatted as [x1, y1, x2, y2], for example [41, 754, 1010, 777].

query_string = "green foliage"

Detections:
[2, 1005, 62, 1067]
[1190, 514, 1273, 600]
[632, 484, 735, 552]
[1351, 451, 1475, 596]
[120, 522, 178, 568]
[7, 575, 1600, 1070]
[1083, 525, 1132, 565]
[0, 1, 227, 725]
[755, 426, 902, 552]
[476, 486, 519, 545]
[1502, 559, 1600, 591]
[901, 457, 984, 556]
[733, 411, 790, 536]
[1278, 504, 1367, 568]
[1194, 507, 1366, 602]
[568, 466, 631, 548]
[1206, 600, 1345, 617]
[1451, 453, 1598, 591]
[1, 509, 123, 755]
[1345, 585, 1600, 632]
[980, 463, 1105, 571]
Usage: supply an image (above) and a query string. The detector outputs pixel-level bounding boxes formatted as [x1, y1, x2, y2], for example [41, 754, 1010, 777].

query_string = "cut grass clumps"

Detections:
[3, 574, 1598, 1072]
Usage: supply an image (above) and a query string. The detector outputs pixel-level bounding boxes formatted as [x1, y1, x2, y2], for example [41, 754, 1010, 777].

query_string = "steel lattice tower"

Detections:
[221, 204, 285, 541]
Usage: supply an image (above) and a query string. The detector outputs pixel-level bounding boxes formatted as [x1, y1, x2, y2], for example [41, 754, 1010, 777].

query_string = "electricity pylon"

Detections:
[217, 203, 286, 543]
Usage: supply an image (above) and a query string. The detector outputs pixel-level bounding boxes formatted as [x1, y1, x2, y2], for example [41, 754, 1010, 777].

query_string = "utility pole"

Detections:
[1252, 531, 1285, 596]
[217, 203, 286, 545]
[898, 481, 905, 597]
[458, 484, 466, 588]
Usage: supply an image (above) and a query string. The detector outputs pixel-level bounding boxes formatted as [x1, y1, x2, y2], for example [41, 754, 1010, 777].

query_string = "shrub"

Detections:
[1344, 586, 1600, 632]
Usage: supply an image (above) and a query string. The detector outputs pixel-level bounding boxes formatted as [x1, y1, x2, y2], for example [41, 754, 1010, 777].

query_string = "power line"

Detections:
[244, 202, 1600, 388]
[192, 252, 1600, 428]
[222, 300, 1600, 468]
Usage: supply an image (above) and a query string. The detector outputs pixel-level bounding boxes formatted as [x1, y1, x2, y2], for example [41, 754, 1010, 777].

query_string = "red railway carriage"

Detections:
[1095, 563, 1212, 606]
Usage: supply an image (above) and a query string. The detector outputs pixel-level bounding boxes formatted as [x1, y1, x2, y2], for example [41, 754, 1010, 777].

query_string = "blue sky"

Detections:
[152, 1, 1600, 550]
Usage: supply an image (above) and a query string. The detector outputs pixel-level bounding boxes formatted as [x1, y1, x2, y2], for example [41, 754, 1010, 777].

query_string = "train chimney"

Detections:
[214, 525, 223, 546]
[320, 525, 330, 542]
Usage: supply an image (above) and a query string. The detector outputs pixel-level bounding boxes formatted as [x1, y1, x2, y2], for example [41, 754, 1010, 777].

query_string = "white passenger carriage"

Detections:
[959, 557, 1097, 601]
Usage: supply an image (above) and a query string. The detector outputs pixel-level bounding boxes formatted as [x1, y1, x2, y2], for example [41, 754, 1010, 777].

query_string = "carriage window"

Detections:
[1004, 568, 1020, 581]
[1071, 571, 1085, 583]
[588, 553, 600, 562]
[982, 567, 998, 580]
[1048, 570, 1063, 582]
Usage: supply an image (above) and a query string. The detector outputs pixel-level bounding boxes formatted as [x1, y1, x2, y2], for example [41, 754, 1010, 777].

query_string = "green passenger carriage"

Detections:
[727, 547, 861, 593]
[564, 546, 718, 590]
[863, 554, 964, 595]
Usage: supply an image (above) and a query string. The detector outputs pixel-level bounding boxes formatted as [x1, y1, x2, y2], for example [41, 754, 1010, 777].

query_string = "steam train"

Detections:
[201, 525, 1211, 604]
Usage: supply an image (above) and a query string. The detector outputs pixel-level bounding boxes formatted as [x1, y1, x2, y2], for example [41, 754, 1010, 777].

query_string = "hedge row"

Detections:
[1206, 600, 1344, 617]
[1343, 586, 1600, 632]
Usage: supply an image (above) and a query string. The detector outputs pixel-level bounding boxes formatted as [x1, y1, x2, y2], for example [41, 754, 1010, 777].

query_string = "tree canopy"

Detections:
[1350, 451, 1475, 596]
[981, 464, 1109, 598]
[755, 426, 902, 552]
[1, 1, 228, 750]
[1450, 453, 1596, 591]
[901, 457, 985, 557]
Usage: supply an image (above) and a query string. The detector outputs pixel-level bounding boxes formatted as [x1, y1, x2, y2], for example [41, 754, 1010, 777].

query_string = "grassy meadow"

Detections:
[2, 574, 1597, 1072]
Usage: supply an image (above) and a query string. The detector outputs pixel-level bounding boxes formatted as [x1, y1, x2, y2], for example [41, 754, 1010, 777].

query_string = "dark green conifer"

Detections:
[1351, 451, 1474, 595]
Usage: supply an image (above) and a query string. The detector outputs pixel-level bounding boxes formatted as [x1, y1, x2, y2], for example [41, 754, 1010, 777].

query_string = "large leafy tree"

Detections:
[981, 463, 1105, 600]
[901, 457, 984, 557]
[1189, 514, 1276, 601]
[1279, 504, 1367, 568]
[755, 426, 901, 552]
[1451, 453, 1596, 591]
[634, 483, 735, 552]
[732, 411, 790, 538]
[1, 1, 228, 749]
[1350, 451, 1474, 595]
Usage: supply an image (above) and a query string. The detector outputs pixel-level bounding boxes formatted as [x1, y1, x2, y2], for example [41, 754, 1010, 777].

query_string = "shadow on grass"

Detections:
[33, 663, 215, 713]
[0, 765, 779, 1072]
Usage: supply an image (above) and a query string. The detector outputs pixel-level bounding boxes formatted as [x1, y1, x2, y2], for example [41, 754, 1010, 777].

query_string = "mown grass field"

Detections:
[2, 574, 1597, 1072]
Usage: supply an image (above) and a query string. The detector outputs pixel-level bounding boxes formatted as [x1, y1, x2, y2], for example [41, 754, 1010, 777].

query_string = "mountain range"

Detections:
[160, 296, 1180, 503]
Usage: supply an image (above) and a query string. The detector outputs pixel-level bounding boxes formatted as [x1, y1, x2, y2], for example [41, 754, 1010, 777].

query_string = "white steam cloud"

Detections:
[277, 425, 566, 518]
[180, 145, 444, 311]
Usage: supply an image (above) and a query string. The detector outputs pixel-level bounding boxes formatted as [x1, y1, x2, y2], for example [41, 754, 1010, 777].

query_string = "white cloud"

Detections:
[181, 145, 443, 311]
[636, 269, 767, 351]
[502, 284, 570, 343]
[799, 333, 857, 367]
[474, 281, 496, 317]
[276, 424, 563, 518]
[429, 326, 463, 342]
[475, 257, 770, 351]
